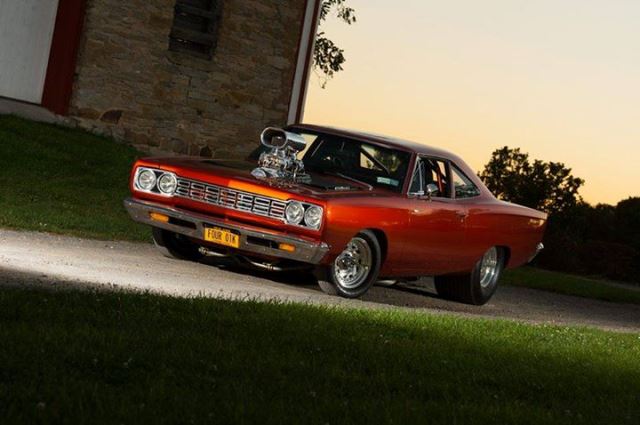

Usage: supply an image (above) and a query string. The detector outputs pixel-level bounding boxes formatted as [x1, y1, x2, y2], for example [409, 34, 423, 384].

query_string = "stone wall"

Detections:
[68, 0, 305, 157]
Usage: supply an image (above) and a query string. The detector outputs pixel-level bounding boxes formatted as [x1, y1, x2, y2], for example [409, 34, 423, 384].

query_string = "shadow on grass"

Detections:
[1, 269, 639, 424]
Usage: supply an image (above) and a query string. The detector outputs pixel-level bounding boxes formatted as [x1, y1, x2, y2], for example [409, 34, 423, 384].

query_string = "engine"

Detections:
[251, 127, 310, 183]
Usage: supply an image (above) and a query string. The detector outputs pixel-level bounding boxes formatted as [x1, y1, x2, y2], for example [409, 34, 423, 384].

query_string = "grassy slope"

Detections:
[0, 115, 148, 241]
[0, 287, 638, 425]
[503, 267, 640, 305]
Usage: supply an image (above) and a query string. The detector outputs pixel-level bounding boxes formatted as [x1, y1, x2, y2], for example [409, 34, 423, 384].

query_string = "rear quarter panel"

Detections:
[463, 199, 547, 269]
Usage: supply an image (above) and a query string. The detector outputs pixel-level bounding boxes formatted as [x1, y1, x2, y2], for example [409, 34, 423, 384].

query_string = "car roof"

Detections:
[290, 123, 460, 161]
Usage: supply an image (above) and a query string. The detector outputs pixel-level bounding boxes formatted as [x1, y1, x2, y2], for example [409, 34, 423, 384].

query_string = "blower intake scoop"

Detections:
[251, 127, 310, 183]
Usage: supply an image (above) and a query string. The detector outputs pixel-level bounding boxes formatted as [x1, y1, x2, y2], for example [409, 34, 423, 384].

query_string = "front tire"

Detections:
[317, 230, 382, 298]
[152, 227, 203, 262]
[434, 246, 505, 305]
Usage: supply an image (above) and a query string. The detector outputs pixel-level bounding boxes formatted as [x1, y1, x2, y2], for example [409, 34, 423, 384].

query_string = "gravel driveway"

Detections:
[1, 229, 639, 333]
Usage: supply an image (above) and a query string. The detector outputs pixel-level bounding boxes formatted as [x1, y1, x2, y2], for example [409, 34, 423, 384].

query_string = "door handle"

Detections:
[456, 211, 468, 220]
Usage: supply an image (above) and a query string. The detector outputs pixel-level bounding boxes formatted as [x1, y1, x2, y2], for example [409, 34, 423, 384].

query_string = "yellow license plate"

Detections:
[204, 227, 240, 248]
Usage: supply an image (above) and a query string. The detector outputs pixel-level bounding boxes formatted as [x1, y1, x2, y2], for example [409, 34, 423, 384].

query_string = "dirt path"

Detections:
[1, 229, 639, 333]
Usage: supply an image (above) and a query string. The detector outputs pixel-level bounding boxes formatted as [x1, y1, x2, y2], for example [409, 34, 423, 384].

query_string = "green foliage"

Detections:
[615, 197, 640, 251]
[539, 198, 640, 283]
[0, 115, 149, 241]
[313, 35, 348, 88]
[314, 0, 357, 88]
[480, 146, 584, 215]
[1, 287, 639, 424]
[319, 0, 357, 23]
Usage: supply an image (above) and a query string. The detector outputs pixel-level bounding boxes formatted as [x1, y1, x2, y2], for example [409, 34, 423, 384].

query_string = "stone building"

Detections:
[0, 0, 321, 157]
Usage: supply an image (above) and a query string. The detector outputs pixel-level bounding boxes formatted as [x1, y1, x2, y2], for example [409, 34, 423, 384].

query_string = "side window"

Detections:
[409, 157, 450, 197]
[452, 165, 481, 198]
[425, 158, 449, 197]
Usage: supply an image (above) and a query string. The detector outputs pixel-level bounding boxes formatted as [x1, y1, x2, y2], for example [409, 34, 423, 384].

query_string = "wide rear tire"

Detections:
[152, 227, 203, 262]
[317, 230, 382, 298]
[434, 247, 505, 305]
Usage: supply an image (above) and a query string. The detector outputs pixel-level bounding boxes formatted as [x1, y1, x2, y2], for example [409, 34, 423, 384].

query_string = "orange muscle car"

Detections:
[124, 125, 546, 304]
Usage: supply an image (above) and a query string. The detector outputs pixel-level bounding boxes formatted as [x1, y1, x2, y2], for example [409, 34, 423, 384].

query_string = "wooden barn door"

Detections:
[0, 0, 60, 103]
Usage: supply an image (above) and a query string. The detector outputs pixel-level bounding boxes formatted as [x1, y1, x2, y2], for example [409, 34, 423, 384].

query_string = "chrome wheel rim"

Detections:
[479, 247, 499, 288]
[334, 237, 372, 289]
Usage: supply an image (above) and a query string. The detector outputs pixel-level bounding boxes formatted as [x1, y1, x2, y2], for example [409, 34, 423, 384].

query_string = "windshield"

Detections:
[301, 134, 411, 193]
[247, 133, 317, 161]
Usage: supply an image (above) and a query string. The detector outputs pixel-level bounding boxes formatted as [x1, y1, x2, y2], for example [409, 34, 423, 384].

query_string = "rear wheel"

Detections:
[434, 246, 505, 305]
[152, 227, 203, 262]
[317, 230, 382, 298]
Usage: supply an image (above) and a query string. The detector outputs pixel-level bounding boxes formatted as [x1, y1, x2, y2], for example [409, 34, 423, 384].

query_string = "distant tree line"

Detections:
[481, 147, 640, 284]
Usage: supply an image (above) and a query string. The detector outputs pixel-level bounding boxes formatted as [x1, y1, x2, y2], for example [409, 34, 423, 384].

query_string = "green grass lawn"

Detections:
[0, 287, 638, 425]
[503, 267, 640, 305]
[0, 115, 148, 241]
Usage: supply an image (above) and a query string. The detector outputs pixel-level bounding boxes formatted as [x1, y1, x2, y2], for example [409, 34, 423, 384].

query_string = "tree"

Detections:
[479, 147, 585, 215]
[313, 0, 356, 88]
[615, 197, 640, 250]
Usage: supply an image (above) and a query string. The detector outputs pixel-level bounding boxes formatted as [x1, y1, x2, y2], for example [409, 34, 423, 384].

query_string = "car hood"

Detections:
[142, 157, 396, 200]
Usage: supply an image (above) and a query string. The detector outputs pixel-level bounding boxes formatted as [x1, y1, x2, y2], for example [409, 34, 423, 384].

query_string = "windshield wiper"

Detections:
[325, 172, 373, 191]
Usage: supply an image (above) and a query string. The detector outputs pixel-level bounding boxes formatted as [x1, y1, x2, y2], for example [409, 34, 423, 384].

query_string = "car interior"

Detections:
[409, 157, 451, 197]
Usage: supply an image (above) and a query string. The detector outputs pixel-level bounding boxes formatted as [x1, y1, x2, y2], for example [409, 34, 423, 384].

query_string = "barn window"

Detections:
[169, 0, 223, 59]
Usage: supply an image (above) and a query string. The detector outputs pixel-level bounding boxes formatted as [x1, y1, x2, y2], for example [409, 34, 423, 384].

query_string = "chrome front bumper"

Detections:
[124, 198, 330, 264]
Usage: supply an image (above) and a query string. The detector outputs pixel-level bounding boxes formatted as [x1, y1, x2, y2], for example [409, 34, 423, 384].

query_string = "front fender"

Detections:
[321, 196, 409, 274]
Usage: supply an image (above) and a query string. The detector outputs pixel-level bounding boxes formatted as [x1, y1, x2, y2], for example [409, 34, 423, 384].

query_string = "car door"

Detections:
[402, 157, 469, 275]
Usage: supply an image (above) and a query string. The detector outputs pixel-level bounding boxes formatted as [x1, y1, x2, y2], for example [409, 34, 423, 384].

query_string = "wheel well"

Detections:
[498, 245, 511, 267]
[366, 228, 388, 265]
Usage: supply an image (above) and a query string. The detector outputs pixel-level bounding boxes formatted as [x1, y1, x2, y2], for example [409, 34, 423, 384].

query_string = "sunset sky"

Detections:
[304, 0, 640, 205]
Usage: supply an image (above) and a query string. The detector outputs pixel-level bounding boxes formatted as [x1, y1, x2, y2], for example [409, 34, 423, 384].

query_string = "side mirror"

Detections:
[425, 183, 439, 199]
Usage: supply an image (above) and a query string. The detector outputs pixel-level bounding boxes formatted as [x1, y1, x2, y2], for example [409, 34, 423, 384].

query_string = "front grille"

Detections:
[176, 178, 287, 221]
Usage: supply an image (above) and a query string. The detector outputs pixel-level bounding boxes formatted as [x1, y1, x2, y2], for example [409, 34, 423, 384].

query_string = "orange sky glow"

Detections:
[304, 0, 640, 205]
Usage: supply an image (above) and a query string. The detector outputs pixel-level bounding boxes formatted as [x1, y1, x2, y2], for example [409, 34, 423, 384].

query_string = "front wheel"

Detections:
[317, 231, 382, 298]
[434, 246, 505, 305]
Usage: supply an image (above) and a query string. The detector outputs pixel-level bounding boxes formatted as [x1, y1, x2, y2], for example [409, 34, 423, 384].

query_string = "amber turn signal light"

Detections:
[149, 212, 170, 223]
[278, 243, 296, 253]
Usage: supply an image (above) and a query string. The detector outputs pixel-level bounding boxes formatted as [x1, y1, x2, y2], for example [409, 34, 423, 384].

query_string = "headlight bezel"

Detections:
[285, 201, 305, 225]
[134, 167, 177, 197]
[285, 200, 324, 230]
[303, 205, 323, 230]
[157, 172, 178, 195]
[136, 168, 157, 191]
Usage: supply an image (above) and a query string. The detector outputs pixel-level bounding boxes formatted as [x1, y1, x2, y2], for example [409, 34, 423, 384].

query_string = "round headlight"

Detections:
[285, 201, 305, 225]
[158, 173, 177, 195]
[137, 169, 156, 191]
[304, 205, 323, 229]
